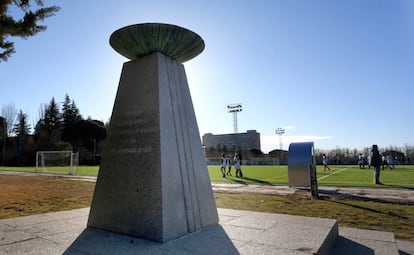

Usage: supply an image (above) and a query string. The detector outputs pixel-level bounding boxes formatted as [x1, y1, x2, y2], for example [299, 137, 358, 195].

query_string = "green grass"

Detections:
[209, 165, 414, 188]
[1, 164, 414, 188]
[0, 166, 99, 176]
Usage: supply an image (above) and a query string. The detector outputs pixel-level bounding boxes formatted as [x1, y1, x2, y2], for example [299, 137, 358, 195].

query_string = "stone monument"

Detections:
[87, 23, 219, 243]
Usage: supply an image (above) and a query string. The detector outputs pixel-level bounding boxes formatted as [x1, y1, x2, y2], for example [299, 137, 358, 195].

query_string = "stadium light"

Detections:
[275, 127, 285, 150]
[227, 103, 242, 133]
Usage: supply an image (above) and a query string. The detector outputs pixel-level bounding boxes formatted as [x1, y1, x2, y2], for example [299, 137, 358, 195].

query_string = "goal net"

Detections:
[35, 151, 79, 175]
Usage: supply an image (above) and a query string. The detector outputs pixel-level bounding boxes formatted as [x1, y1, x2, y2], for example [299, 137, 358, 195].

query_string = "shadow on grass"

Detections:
[380, 183, 414, 191]
[225, 176, 274, 186]
[226, 177, 248, 185]
[317, 188, 414, 205]
[239, 177, 274, 186]
[318, 196, 409, 220]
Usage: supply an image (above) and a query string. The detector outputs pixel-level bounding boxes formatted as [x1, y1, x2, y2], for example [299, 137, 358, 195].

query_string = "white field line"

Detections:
[318, 167, 349, 181]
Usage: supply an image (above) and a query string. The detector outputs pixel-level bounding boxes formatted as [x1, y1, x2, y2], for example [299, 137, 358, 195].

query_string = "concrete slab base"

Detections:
[0, 207, 409, 254]
[332, 227, 399, 255]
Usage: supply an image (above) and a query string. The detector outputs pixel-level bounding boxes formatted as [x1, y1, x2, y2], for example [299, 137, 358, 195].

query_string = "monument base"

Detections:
[87, 52, 218, 242]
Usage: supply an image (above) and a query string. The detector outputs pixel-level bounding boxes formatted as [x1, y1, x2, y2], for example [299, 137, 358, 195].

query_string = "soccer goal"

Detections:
[35, 151, 79, 175]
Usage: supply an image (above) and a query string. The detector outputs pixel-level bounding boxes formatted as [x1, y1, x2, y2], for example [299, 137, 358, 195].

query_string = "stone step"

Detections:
[333, 227, 400, 255]
[217, 208, 339, 255]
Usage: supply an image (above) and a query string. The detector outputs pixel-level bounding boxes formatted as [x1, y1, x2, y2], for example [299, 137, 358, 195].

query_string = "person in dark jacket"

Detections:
[369, 144, 382, 184]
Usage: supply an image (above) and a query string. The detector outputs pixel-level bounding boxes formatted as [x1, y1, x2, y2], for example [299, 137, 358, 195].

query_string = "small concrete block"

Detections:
[333, 227, 399, 255]
[396, 239, 414, 255]
[339, 227, 395, 242]
[250, 223, 330, 252]
[332, 236, 399, 255]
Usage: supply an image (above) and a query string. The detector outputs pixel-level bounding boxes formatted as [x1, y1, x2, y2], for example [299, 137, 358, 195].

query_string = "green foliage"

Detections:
[61, 119, 106, 148]
[13, 110, 31, 137]
[43, 97, 61, 132]
[0, 0, 60, 61]
[50, 141, 72, 151]
[13, 110, 31, 165]
[61, 94, 82, 128]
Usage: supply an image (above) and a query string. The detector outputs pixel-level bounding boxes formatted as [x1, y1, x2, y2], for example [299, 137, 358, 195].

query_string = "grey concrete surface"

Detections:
[0, 208, 338, 255]
[1, 207, 412, 254]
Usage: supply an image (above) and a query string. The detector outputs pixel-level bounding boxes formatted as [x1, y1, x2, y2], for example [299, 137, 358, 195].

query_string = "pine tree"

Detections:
[13, 110, 31, 136]
[61, 94, 82, 128]
[0, 0, 60, 61]
[44, 97, 60, 133]
[13, 110, 31, 165]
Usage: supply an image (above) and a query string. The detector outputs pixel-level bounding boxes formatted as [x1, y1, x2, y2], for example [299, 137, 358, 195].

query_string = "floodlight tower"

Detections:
[227, 103, 242, 133]
[275, 127, 285, 150]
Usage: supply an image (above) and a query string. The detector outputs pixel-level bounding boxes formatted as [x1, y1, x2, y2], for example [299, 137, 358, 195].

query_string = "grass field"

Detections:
[1, 164, 414, 188]
[209, 165, 414, 188]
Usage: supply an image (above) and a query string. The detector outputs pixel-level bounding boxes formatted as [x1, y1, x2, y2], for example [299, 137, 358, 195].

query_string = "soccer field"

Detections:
[1, 165, 413, 188]
[208, 165, 414, 188]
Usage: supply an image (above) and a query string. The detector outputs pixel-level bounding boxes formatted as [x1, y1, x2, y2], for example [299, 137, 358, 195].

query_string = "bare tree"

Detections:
[1, 103, 17, 136]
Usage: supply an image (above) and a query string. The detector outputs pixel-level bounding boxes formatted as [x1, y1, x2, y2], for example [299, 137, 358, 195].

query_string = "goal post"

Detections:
[35, 151, 79, 175]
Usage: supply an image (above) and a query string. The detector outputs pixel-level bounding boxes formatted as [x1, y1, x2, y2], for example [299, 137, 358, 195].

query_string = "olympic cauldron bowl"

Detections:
[109, 23, 205, 63]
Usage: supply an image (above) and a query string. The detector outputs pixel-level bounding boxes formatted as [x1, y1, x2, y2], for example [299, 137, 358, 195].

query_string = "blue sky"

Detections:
[1, 0, 414, 153]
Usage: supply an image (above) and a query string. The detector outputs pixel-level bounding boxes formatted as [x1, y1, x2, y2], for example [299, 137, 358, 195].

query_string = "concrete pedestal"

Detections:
[87, 52, 218, 242]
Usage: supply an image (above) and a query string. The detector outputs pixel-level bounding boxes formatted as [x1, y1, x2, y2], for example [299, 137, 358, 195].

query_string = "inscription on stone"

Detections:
[107, 111, 158, 155]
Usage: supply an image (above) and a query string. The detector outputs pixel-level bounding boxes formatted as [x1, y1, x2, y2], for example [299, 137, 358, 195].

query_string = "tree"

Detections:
[34, 97, 61, 150]
[13, 110, 31, 165]
[13, 110, 31, 136]
[61, 119, 107, 164]
[1, 103, 17, 135]
[43, 97, 60, 133]
[0, 0, 60, 61]
[0, 116, 6, 165]
[61, 94, 82, 128]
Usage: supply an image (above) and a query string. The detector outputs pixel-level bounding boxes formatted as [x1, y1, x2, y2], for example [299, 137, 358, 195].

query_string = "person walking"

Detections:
[386, 154, 394, 169]
[226, 155, 233, 176]
[234, 153, 243, 178]
[322, 154, 331, 171]
[369, 144, 382, 184]
[220, 153, 227, 178]
[358, 153, 365, 169]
